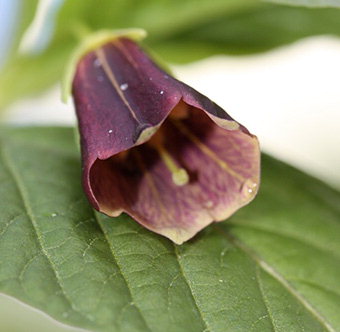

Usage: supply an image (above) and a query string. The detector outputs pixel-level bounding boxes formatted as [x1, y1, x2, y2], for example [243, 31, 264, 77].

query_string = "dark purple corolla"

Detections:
[70, 31, 260, 244]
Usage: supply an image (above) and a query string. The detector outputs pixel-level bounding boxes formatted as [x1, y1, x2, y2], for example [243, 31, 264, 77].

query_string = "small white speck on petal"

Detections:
[120, 83, 128, 91]
[108, 129, 113, 134]
[160, 90, 164, 95]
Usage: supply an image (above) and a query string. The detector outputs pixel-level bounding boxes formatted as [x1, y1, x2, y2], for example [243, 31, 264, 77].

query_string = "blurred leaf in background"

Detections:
[1, 0, 340, 111]
[153, 4, 340, 61]
[266, 0, 340, 7]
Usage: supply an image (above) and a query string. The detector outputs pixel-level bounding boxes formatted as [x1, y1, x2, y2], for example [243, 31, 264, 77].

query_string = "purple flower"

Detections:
[71, 33, 260, 244]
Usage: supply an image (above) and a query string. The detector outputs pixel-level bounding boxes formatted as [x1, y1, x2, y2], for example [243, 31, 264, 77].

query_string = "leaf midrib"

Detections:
[173, 244, 210, 332]
[93, 211, 153, 332]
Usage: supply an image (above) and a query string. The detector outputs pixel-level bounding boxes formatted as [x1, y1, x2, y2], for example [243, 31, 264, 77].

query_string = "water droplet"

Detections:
[120, 83, 128, 91]
[241, 179, 258, 197]
[160, 90, 164, 95]
[94, 58, 101, 67]
[51, 213, 57, 217]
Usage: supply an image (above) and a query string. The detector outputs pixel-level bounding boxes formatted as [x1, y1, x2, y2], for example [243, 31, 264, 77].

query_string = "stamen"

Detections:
[155, 145, 189, 186]
[171, 119, 245, 182]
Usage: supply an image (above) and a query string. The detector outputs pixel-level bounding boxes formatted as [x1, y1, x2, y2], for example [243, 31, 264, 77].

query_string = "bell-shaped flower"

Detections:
[65, 30, 260, 244]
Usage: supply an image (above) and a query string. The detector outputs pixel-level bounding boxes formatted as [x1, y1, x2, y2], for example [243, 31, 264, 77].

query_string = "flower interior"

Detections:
[89, 100, 259, 244]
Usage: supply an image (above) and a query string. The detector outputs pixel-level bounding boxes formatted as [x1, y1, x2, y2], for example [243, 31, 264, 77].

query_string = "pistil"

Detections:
[154, 145, 189, 186]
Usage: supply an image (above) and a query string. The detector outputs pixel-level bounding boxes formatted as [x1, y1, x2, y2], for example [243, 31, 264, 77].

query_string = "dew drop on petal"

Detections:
[160, 90, 164, 95]
[108, 129, 113, 134]
[241, 179, 258, 197]
[120, 83, 128, 91]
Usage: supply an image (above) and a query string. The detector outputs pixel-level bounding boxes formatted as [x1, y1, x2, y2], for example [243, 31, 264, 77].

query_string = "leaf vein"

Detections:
[231, 223, 340, 259]
[93, 211, 153, 332]
[255, 266, 277, 331]
[173, 245, 211, 332]
[0, 213, 24, 236]
[216, 226, 336, 332]
[0, 144, 95, 323]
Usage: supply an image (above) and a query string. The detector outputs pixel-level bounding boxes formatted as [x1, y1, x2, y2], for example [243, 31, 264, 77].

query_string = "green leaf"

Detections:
[2, 1, 340, 110]
[0, 126, 339, 332]
[152, 4, 340, 62]
[265, 0, 340, 8]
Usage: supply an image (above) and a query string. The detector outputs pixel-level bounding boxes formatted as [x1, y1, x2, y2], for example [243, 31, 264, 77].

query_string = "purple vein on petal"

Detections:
[171, 119, 246, 183]
[114, 39, 140, 70]
[133, 150, 172, 223]
[95, 48, 142, 124]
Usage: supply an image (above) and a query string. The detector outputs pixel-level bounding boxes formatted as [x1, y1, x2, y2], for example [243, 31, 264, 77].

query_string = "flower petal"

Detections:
[72, 36, 260, 243]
